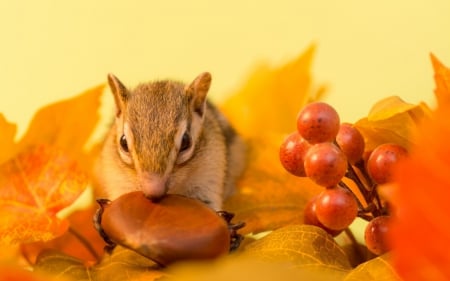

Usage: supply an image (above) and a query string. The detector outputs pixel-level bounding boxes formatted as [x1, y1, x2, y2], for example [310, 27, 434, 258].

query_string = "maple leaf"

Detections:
[220, 44, 326, 137]
[0, 145, 87, 244]
[0, 114, 17, 164]
[224, 134, 322, 234]
[222, 45, 325, 234]
[388, 55, 450, 281]
[21, 206, 105, 265]
[0, 84, 104, 166]
[355, 96, 431, 152]
[430, 53, 450, 107]
[0, 84, 103, 248]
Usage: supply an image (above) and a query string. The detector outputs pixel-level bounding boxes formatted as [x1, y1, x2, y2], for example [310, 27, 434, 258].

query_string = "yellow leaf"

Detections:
[344, 255, 401, 281]
[16, 84, 104, 163]
[167, 255, 341, 281]
[34, 247, 165, 281]
[242, 225, 351, 274]
[224, 134, 322, 234]
[0, 264, 70, 281]
[168, 226, 399, 281]
[222, 46, 325, 234]
[367, 96, 419, 121]
[0, 114, 17, 164]
[354, 96, 431, 151]
[220, 44, 325, 137]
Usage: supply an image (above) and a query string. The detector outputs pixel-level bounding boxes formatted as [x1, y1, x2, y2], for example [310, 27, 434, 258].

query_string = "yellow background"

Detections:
[1, 0, 449, 137]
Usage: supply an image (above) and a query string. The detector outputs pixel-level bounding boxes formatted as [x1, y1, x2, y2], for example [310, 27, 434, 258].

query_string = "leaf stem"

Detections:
[344, 228, 366, 264]
[68, 226, 101, 261]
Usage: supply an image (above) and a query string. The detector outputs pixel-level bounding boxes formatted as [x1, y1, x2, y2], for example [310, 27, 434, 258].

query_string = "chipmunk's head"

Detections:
[107, 72, 211, 200]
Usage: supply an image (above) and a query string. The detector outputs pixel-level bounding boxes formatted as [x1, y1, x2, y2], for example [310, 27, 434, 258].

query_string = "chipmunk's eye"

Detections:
[120, 134, 129, 152]
[180, 132, 191, 152]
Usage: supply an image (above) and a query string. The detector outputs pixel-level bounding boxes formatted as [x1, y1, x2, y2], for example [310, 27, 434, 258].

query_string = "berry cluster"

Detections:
[279, 102, 407, 255]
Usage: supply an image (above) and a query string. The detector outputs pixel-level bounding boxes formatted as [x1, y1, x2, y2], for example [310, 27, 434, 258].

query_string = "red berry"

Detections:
[304, 142, 348, 187]
[297, 102, 340, 144]
[279, 132, 311, 177]
[367, 143, 408, 184]
[364, 215, 391, 255]
[304, 195, 343, 237]
[315, 186, 358, 230]
[336, 123, 365, 164]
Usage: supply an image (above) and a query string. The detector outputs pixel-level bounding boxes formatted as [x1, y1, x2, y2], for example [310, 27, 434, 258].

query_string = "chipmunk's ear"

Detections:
[108, 73, 128, 116]
[187, 72, 211, 116]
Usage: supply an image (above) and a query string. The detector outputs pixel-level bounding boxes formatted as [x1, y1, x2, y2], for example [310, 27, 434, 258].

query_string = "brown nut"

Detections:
[97, 192, 230, 266]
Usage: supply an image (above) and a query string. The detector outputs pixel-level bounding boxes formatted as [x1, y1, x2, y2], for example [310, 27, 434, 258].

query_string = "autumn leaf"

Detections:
[222, 46, 325, 234]
[167, 225, 349, 281]
[224, 133, 322, 234]
[34, 247, 165, 281]
[166, 225, 399, 281]
[167, 255, 341, 281]
[0, 145, 87, 244]
[0, 114, 17, 164]
[344, 255, 401, 281]
[220, 44, 326, 137]
[21, 205, 105, 265]
[0, 84, 104, 166]
[0, 264, 69, 281]
[388, 56, 450, 281]
[355, 96, 431, 151]
[430, 53, 450, 107]
[243, 225, 351, 274]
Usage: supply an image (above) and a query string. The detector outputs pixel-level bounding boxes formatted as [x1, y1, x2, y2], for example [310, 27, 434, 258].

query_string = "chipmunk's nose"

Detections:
[140, 174, 168, 200]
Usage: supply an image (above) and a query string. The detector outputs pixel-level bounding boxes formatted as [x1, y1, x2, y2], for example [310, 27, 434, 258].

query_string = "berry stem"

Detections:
[346, 161, 384, 218]
[345, 163, 370, 200]
[338, 181, 365, 211]
[370, 186, 384, 217]
[354, 160, 375, 189]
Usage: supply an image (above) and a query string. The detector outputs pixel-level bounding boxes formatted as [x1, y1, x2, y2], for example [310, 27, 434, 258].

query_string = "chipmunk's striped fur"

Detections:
[94, 72, 246, 210]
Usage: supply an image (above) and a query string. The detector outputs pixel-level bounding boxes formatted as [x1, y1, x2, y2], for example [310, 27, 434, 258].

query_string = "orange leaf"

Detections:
[220, 44, 326, 137]
[430, 53, 450, 107]
[390, 107, 450, 280]
[21, 206, 105, 265]
[0, 145, 87, 244]
[389, 56, 450, 281]
[16, 84, 104, 163]
[0, 114, 17, 164]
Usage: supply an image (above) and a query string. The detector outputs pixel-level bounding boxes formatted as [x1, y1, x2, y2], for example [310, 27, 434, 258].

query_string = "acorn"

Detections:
[94, 192, 231, 266]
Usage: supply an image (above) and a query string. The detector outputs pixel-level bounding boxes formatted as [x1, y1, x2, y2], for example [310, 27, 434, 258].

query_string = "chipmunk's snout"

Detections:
[140, 174, 168, 200]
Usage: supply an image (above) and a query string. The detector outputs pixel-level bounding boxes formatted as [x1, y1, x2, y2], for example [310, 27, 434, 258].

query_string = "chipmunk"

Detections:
[94, 72, 246, 210]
